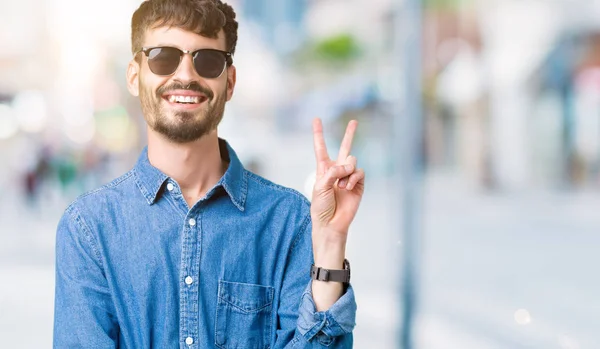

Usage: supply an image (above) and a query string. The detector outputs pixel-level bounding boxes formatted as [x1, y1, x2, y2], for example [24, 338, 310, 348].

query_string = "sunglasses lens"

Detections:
[193, 50, 226, 78]
[147, 47, 181, 75]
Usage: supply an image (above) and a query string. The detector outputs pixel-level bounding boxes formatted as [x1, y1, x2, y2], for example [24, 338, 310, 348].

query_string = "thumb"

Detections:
[315, 164, 355, 190]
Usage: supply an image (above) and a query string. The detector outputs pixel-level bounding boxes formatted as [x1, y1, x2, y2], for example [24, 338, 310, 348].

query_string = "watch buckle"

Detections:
[317, 268, 329, 281]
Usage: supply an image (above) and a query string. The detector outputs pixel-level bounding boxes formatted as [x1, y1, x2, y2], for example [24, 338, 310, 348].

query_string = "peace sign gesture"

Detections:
[310, 118, 365, 245]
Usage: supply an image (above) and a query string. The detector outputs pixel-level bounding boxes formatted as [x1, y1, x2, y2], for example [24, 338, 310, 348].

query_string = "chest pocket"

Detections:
[215, 280, 274, 349]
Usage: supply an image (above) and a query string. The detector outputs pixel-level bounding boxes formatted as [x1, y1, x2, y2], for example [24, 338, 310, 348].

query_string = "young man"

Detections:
[53, 0, 365, 347]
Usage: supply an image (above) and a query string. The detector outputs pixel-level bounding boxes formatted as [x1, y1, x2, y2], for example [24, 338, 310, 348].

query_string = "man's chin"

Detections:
[161, 107, 207, 123]
[151, 120, 211, 143]
[157, 129, 205, 144]
[171, 111, 199, 121]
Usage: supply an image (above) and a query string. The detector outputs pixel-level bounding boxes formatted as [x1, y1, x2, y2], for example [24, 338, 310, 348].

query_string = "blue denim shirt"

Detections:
[53, 139, 356, 348]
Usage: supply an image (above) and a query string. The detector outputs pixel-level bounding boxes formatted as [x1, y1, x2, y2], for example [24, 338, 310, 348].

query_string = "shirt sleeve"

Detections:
[53, 204, 119, 348]
[274, 215, 356, 348]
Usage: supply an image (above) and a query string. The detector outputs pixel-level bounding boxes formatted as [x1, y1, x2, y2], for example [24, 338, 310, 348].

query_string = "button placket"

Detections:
[180, 213, 200, 348]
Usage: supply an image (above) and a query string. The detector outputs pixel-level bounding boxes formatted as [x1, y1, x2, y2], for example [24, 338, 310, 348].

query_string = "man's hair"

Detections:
[131, 0, 238, 57]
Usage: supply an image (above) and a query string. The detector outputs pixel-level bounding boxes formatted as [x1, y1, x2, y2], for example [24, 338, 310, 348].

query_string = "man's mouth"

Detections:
[164, 95, 208, 104]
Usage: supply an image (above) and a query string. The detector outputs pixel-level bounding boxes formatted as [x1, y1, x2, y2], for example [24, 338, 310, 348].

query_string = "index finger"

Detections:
[336, 120, 358, 164]
[312, 118, 330, 164]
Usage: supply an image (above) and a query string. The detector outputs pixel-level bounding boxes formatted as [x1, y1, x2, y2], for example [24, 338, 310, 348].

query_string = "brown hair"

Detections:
[131, 0, 238, 58]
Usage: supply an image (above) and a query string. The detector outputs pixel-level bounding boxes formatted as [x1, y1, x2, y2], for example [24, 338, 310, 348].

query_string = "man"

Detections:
[53, 0, 365, 347]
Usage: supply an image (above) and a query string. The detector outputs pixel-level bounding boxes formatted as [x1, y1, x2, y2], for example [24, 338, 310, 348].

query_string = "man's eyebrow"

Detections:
[150, 44, 219, 51]
[152, 44, 180, 48]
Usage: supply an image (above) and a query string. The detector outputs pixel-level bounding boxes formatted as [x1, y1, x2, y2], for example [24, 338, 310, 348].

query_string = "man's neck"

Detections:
[147, 129, 228, 207]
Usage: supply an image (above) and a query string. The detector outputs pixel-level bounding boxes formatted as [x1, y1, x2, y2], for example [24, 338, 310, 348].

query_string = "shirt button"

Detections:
[185, 337, 193, 345]
[185, 276, 193, 285]
[189, 218, 196, 226]
[167, 183, 174, 191]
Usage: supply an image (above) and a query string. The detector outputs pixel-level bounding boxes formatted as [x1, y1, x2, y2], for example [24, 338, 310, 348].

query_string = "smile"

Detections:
[166, 95, 207, 104]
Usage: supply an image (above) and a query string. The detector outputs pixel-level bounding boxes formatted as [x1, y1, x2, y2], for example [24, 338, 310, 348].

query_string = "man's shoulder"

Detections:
[244, 170, 311, 209]
[65, 169, 137, 213]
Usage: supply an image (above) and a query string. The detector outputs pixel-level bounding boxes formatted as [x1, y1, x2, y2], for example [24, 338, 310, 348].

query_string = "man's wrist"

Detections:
[313, 243, 345, 270]
[310, 229, 349, 311]
[312, 227, 347, 269]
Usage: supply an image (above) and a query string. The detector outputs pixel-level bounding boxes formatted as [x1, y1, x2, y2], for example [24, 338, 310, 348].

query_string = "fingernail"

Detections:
[339, 179, 347, 187]
[344, 164, 353, 171]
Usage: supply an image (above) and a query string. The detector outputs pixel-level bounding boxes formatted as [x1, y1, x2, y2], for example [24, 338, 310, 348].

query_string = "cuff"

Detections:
[297, 280, 357, 345]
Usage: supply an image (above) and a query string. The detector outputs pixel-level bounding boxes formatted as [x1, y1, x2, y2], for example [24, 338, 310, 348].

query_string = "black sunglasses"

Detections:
[137, 46, 233, 79]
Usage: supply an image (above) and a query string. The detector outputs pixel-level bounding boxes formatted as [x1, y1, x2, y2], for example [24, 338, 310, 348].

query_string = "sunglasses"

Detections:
[137, 46, 233, 79]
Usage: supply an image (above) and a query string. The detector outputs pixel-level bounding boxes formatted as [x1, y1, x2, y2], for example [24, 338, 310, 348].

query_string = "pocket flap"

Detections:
[218, 280, 274, 312]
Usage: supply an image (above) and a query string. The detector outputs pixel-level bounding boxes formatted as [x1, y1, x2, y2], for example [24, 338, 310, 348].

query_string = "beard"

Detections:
[139, 78, 227, 143]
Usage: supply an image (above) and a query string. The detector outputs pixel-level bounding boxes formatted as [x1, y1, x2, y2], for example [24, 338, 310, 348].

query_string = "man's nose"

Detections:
[173, 53, 200, 83]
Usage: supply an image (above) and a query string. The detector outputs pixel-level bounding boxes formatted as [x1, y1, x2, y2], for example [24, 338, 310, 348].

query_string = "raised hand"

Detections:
[310, 118, 365, 245]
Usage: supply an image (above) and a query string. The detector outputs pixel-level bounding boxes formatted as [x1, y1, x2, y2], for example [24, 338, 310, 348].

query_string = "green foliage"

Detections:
[424, 0, 471, 10]
[311, 33, 361, 62]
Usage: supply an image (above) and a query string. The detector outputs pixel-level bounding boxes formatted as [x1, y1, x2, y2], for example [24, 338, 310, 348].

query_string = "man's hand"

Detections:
[311, 118, 365, 247]
[310, 117, 365, 311]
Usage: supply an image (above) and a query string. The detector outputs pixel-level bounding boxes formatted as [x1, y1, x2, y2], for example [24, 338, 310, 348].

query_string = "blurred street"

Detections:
[1, 133, 599, 347]
[418, 176, 600, 349]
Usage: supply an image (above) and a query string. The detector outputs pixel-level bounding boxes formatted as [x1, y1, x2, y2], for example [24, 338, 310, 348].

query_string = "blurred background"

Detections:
[1, 0, 600, 347]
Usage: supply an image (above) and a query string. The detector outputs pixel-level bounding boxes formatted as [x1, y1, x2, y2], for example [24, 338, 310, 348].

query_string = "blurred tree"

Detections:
[313, 34, 361, 62]
[292, 33, 362, 70]
[424, 0, 474, 10]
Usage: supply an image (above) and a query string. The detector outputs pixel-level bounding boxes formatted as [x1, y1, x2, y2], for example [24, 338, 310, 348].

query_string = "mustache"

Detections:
[157, 81, 214, 100]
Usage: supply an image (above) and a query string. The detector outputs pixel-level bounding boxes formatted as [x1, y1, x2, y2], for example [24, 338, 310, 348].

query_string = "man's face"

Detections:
[127, 26, 236, 143]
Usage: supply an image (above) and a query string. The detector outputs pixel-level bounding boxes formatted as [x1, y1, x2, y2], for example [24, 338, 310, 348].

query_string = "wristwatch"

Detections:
[310, 259, 351, 284]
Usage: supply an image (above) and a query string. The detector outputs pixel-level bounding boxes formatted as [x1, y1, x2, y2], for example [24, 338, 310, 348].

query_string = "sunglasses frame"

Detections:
[136, 46, 233, 78]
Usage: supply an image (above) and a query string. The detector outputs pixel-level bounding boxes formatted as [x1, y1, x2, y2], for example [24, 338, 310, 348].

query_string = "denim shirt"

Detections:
[53, 139, 356, 348]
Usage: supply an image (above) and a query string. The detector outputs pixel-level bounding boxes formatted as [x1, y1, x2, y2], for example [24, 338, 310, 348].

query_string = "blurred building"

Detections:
[421, 0, 600, 191]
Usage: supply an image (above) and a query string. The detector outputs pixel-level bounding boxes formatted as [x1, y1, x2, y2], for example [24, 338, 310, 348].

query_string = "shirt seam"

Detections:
[245, 171, 311, 207]
[292, 212, 312, 252]
[77, 170, 135, 201]
[64, 204, 106, 275]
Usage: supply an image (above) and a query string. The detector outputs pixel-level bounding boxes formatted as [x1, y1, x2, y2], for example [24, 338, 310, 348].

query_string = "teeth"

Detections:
[168, 95, 201, 104]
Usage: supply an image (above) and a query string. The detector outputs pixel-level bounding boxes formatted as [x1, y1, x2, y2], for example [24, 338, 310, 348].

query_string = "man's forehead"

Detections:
[144, 26, 226, 48]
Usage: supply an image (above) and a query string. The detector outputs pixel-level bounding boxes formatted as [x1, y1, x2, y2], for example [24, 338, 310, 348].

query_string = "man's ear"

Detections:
[226, 65, 236, 101]
[126, 59, 141, 97]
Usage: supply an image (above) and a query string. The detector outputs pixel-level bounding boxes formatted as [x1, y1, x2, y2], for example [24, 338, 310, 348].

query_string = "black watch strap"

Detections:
[310, 259, 351, 283]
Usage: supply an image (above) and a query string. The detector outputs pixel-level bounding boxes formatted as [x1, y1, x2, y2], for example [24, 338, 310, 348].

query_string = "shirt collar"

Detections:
[133, 138, 247, 211]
